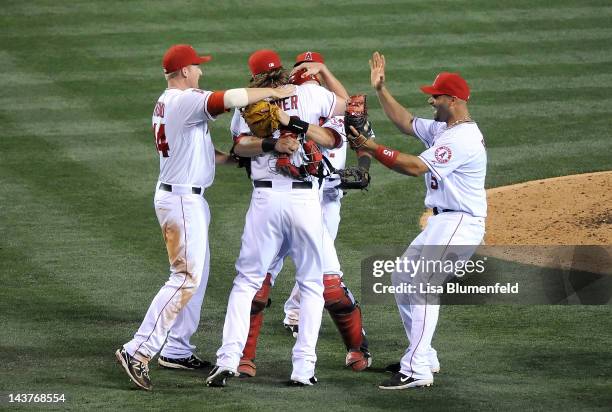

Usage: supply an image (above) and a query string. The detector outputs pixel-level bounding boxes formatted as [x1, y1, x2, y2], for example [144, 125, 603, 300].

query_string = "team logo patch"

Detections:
[434, 146, 452, 163]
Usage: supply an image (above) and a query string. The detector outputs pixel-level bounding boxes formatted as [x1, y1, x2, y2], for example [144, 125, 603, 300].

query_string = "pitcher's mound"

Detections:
[420, 171, 611, 245]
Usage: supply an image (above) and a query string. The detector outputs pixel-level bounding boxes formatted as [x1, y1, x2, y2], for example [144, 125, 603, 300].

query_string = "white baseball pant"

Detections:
[215, 182, 325, 381]
[396, 212, 485, 380]
[124, 187, 210, 361]
[283, 186, 343, 325]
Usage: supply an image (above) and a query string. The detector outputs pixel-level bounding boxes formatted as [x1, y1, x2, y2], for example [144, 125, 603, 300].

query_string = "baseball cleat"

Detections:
[238, 358, 257, 377]
[283, 323, 299, 338]
[384, 362, 400, 373]
[115, 347, 152, 391]
[384, 362, 440, 374]
[345, 349, 372, 371]
[158, 354, 211, 370]
[379, 372, 433, 390]
[289, 376, 318, 386]
[205, 366, 236, 387]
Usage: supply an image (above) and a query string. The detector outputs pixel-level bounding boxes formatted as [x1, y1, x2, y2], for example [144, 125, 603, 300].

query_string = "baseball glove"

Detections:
[344, 94, 375, 150]
[242, 100, 281, 138]
[338, 167, 371, 190]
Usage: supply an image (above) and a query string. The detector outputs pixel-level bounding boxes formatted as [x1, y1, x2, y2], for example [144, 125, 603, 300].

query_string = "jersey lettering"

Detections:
[274, 95, 299, 111]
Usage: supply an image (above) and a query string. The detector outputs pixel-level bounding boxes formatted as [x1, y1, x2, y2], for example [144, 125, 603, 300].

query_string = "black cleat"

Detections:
[115, 347, 152, 391]
[384, 362, 401, 373]
[385, 362, 439, 374]
[205, 366, 236, 387]
[158, 354, 211, 370]
[379, 372, 433, 390]
[289, 376, 318, 386]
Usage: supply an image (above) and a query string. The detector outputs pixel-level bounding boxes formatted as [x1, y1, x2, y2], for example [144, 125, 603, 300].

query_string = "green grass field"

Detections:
[1, 0, 611, 410]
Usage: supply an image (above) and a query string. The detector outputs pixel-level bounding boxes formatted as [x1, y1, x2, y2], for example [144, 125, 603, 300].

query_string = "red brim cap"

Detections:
[294, 51, 325, 66]
[248, 49, 282, 75]
[419, 72, 470, 100]
[162, 44, 213, 73]
[420, 85, 444, 95]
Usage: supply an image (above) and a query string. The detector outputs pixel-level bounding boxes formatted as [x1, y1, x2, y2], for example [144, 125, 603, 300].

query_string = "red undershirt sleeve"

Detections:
[206, 90, 227, 116]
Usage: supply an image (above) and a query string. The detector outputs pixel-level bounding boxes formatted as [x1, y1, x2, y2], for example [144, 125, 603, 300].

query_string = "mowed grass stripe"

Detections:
[1, 0, 436, 18]
[6, 61, 610, 91]
[0, 137, 170, 309]
[0, 50, 158, 172]
[6, 84, 611, 124]
[62, 46, 612, 80]
[84, 26, 612, 60]
[5, 4, 612, 37]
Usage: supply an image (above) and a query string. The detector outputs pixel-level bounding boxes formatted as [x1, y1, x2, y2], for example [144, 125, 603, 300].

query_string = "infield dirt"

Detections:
[420, 171, 612, 274]
[420, 171, 611, 245]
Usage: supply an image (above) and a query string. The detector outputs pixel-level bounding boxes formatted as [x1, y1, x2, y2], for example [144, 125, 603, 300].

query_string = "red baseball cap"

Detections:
[162, 44, 212, 73]
[294, 51, 325, 66]
[420, 72, 470, 101]
[248, 49, 282, 75]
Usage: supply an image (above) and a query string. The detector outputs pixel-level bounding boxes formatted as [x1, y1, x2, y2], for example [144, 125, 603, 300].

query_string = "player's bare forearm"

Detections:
[276, 110, 336, 149]
[376, 86, 415, 136]
[332, 95, 347, 117]
[224, 86, 296, 109]
[233, 136, 267, 157]
[306, 125, 336, 149]
[215, 149, 236, 165]
[234, 135, 299, 157]
[319, 65, 350, 100]
[359, 139, 428, 177]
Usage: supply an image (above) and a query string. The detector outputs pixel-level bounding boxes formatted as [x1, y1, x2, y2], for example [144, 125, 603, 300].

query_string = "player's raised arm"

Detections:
[370, 52, 416, 137]
[291, 62, 350, 100]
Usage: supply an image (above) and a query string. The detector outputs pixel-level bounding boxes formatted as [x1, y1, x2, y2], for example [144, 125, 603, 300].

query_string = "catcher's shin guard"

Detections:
[240, 273, 272, 373]
[323, 274, 365, 352]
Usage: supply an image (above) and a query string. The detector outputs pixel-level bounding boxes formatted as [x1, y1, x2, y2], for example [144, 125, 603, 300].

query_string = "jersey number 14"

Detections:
[154, 123, 170, 157]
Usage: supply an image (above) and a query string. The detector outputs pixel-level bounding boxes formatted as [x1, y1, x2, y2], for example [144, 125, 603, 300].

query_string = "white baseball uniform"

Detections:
[123, 87, 219, 361]
[395, 117, 487, 381]
[216, 83, 337, 381]
[281, 116, 348, 325]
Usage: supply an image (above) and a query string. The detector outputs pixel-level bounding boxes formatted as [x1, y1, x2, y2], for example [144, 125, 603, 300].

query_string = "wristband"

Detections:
[374, 145, 399, 168]
[286, 116, 309, 134]
[261, 138, 276, 152]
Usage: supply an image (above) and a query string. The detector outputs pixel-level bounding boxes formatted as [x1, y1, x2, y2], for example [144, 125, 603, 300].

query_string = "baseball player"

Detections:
[114, 44, 295, 391]
[206, 49, 347, 387]
[236, 52, 371, 378]
[348, 52, 487, 389]
[282, 53, 373, 335]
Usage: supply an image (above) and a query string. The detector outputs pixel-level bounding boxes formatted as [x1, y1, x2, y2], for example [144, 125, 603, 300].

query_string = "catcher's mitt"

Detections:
[344, 94, 375, 149]
[338, 167, 371, 190]
[242, 100, 281, 138]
